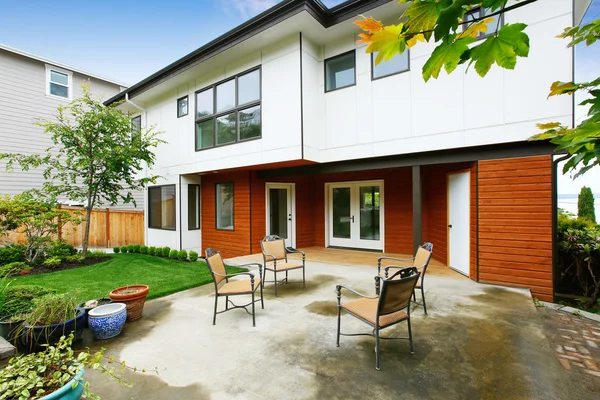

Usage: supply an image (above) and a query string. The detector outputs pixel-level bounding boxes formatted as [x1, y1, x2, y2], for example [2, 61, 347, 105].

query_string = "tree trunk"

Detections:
[82, 205, 93, 257]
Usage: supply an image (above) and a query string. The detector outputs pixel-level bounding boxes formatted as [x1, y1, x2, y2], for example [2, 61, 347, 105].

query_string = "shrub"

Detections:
[177, 249, 188, 261]
[87, 250, 107, 259]
[0, 262, 28, 278]
[169, 249, 179, 260]
[140, 245, 148, 254]
[578, 186, 596, 222]
[65, 254, 84, 263]
[127, 244, 135, 253]
[46, 240, 77, 260]
[0, 285, 55, 317]
[147, 247, 155, 256]
[43, 256, 62, 268]
[113, 247, 121, 253]
[131, 244, 141, 253]
[189, 250, 199, 262]
[121, 246, 128, 253]
[0, 244, 25, 266]
[161, 247, 171, 257]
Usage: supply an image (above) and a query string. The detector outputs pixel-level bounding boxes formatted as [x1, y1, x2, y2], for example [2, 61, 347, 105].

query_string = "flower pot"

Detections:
[88, 303, 127, 340]
[22, 308, 86, 349]
[0, 313, 26, 344]
[109, 285, 150, 322]
[40, 367, 85, 400]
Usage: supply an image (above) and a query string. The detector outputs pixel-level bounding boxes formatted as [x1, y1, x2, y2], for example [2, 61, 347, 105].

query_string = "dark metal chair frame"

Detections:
[375, 242, 433, 314]
[205, 248, 264, 327]
[259, 235, 306, 297]
[336, 267, 420, 370]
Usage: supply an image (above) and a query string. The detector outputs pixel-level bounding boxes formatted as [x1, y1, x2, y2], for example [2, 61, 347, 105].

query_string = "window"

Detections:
[131, 116, 141, 132]
[195, 68, 261, 150]
[177, 96, 188, 118]
[216, 183, 234, 230]
[188, 184, 200, 230]
[462, 7, 503, 39]
[372, 51, 409, 80]
[325, 51, 355, 92]
[148, 185, 176, 230]
[45, 65, 72, 100]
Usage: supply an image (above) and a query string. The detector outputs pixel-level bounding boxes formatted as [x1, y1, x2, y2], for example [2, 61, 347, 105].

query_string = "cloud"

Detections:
[223, 0, 279, 19]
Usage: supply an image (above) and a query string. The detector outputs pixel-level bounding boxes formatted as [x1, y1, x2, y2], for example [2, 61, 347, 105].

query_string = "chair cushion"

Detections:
[265, 262, 303, 271]
[341, 298, 408, 327]
[218, 278, 261, 295]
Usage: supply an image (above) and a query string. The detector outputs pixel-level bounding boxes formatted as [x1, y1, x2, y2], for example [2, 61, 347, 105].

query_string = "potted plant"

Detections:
[109, 284, 150, 322]
[20, 293, 86, 349]
[0, 333, 156, 400]
[0, 312, 28, 344]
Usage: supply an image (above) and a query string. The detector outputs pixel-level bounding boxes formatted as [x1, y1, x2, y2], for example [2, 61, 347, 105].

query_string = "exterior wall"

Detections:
[477, 155, 553, 302]
[0, 49, 140, 208]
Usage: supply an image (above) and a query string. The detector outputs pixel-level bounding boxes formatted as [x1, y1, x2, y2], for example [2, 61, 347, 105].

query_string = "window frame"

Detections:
[194, 67, 261, 151]
[45, 64, 72, 101]
[188, 184, 200, 231]
[462, 6, 505, 40]
[148, 184, 177, 231]
[177, 95, 189, 118]
[131, 115, 141, 132]
[215, 182, 234, 231]
[371, 51, 410, 81]
[324, 50, 356, 93]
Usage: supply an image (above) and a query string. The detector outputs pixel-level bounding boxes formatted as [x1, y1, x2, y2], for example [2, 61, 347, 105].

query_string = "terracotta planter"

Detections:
[109, 285, 149, 322]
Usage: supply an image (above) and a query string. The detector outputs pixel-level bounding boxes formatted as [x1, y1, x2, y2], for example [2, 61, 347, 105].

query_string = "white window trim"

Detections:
[45, 64, 73, 101]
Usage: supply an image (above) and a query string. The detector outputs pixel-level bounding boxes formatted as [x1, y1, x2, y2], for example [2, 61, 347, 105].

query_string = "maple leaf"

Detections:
[366, 24, 408, 64]
[354, 16, 383, 34]
[458, 17, 494, 39]
[548, 81, 580, 97]
[434, 0, 480, 42]
[357, 33, 372, 45]
[468, 23, 529, 77]
[536, 122, 562, 130]
[403, 0, 448, 40]
[422, 36, 474, 81]
[407, 33, 426, 49]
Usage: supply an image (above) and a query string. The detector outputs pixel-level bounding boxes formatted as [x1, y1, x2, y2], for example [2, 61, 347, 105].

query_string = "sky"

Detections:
[0, 0, 598, 195]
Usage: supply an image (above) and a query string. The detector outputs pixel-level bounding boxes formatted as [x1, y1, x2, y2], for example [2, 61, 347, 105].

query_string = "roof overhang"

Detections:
[574, 0, 593, 25]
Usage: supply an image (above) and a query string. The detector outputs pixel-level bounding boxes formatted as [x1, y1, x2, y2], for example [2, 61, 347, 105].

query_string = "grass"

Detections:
[9, 253, 247, 302]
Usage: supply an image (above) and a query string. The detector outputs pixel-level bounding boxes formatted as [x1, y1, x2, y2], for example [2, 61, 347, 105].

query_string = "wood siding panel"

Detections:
[477, 155, 553, 302]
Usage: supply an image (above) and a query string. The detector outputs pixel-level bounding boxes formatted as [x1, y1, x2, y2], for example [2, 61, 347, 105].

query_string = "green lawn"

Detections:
[10, 253, 247, 302]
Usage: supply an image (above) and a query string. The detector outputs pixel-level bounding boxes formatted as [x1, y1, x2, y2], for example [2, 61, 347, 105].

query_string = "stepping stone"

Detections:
[0, 336, 16, 360]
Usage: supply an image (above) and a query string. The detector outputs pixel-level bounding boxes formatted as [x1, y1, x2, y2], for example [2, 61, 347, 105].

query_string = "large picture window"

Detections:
[148, 185, 176, 230]
[188, 184, 200, 230]
[195, 68, 261, 150]
[216, 183, 234, 230]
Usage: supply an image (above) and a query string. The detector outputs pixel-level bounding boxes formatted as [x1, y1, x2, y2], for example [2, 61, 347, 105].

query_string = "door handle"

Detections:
[288, 214, 292, 221]
[351, 215, 355, 223]
[448, 224, 452, 228]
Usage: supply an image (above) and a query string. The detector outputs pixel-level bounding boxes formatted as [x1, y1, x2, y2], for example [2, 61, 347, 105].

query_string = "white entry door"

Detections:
[266, 183, 295, 247]
[448, 171, 470, 276]
[328, 181, 384, 251]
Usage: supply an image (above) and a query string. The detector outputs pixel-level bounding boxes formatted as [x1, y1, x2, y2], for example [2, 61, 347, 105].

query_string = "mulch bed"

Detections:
[23, 256, 113, 276]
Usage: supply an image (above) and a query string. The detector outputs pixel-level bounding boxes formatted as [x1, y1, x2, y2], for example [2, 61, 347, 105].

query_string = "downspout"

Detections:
[552, 153, 571, 302]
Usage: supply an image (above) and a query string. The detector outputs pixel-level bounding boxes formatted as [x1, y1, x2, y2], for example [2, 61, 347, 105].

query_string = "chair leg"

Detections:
[421, 286, 427, 315]
[225, 295, 229, 310]
[274, 270, 278, 297]
[375, 327, 381, 371]
[252, 291, 256, 327]
[260, 280, 264, 309]
[212, 295, 218, 326]
[336, 306, 341, 347]
[408, 318, 414, 355]
[285, 270, 288, 283]
[302, 266, 306, 289]
[412, 290, 416, 301]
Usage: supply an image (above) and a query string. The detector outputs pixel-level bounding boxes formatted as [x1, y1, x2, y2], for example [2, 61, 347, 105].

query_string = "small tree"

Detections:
[0, 191, 81, 264]
[0, 84, 164, 257]
[578, 186, 596, 222]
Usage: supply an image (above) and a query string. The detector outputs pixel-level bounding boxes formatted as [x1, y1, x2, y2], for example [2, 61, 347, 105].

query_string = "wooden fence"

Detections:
[7, 207, 145, 248]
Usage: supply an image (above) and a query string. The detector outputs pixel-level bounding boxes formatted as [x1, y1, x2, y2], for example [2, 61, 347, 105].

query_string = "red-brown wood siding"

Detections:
[477, 155, 553, 302]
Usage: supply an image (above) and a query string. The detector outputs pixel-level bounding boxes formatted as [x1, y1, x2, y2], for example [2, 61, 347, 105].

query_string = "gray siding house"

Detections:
[0, 43, 143, 210]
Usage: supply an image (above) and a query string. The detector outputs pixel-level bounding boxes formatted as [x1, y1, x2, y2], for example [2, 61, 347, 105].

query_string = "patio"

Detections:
[84, 249, 593, 399]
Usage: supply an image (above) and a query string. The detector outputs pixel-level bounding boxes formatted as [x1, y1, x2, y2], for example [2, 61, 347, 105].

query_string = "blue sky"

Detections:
[0, 0, 598, 194]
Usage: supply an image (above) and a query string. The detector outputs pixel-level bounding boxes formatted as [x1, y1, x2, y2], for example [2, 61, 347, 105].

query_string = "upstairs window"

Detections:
[463, 7, 503, 39]
[325, 51, 355, 92]
[131, 116, 141, 132]
[46, 65, 72, 100]
[372, 51, 409, 80]
[195, 68, 261, 151]
[177, 96, 188, 118]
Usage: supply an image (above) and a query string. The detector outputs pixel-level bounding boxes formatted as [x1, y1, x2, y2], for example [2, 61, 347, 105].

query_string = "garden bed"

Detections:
[25, 256, 112, 276]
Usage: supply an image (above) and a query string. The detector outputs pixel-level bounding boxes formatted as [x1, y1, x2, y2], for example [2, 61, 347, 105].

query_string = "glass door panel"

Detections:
[332, 187, 351, 239]
[269, 188, 288, 239]
[359, 186, 380, 241]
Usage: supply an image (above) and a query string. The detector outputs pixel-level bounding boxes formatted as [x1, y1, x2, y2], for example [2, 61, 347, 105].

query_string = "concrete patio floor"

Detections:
[83, 253, 595, 399]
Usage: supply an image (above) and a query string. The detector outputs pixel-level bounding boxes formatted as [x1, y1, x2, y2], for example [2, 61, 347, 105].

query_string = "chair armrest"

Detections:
[335, 284, 378, 300]
[262, 253, 278, 261]
[235, 263, 263, 277]
[286, 247, 304, 256]
[213, 271, 256, 280]
[377, 256, 414, 274]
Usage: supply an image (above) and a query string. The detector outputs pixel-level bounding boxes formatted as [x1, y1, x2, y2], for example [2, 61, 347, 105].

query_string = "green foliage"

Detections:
[578, 186, 596, 222]
[177, 249, 188, 261]
[188, 250, 199, 263]
[24, 293, 79, 327]
[147, 247, 155, 256]
[140, 245, 148, 254]
[46, 240, 77, 260]
[0, 285, 55, 317]
[0, 334, 152, 400]
[65, 254, 84, 263]
[0, 262, 28, 278]
[0, 83, 165, 257]
[120, 246, 128, 254]
[43, 256, 62, 268]
[558, 210, 596, 232]
[0, 245, 25, 266]
[467, 23, 529, 76]
[126, 244, 134, 253]
[86, 250, 108, 259]
[161, 247, 171, 257]
[168, 249, 179, 260]
[132, 244, 141, 253]
[113, 247, 120, 253]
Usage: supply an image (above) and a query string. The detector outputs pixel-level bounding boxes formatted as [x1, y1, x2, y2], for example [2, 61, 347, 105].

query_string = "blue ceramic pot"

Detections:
[88, 303, 127, 340]
[40, 367, 85, 400]
[22, 309, 86, 349]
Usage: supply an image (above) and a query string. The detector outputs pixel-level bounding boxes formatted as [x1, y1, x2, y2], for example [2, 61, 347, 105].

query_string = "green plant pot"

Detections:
[39, 367, 85, 400]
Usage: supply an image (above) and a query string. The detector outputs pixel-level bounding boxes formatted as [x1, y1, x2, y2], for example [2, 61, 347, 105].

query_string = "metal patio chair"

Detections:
[376, 242, 433, 314]
[205, 248, 264, 327]
[260, 235, 305, 297]
[336, 267, 420, 370]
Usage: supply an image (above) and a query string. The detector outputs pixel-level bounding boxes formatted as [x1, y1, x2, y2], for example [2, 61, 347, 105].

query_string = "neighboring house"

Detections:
[0, 43, 143, 210]
[106, 0, 591, 302]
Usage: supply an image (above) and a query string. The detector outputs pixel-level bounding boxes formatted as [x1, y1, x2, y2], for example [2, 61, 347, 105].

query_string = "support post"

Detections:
[412, 165, 422, 255]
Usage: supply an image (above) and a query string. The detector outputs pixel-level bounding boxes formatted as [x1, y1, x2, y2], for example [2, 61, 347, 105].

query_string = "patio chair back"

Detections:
[414, 247, 432, 269]
[260, 237, 286, 262]
[205, 248, 227, 285]
[378, 267, 420, 317]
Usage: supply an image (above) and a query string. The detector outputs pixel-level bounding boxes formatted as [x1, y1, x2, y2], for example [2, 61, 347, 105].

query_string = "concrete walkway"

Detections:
[84, 260, 594, 399]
